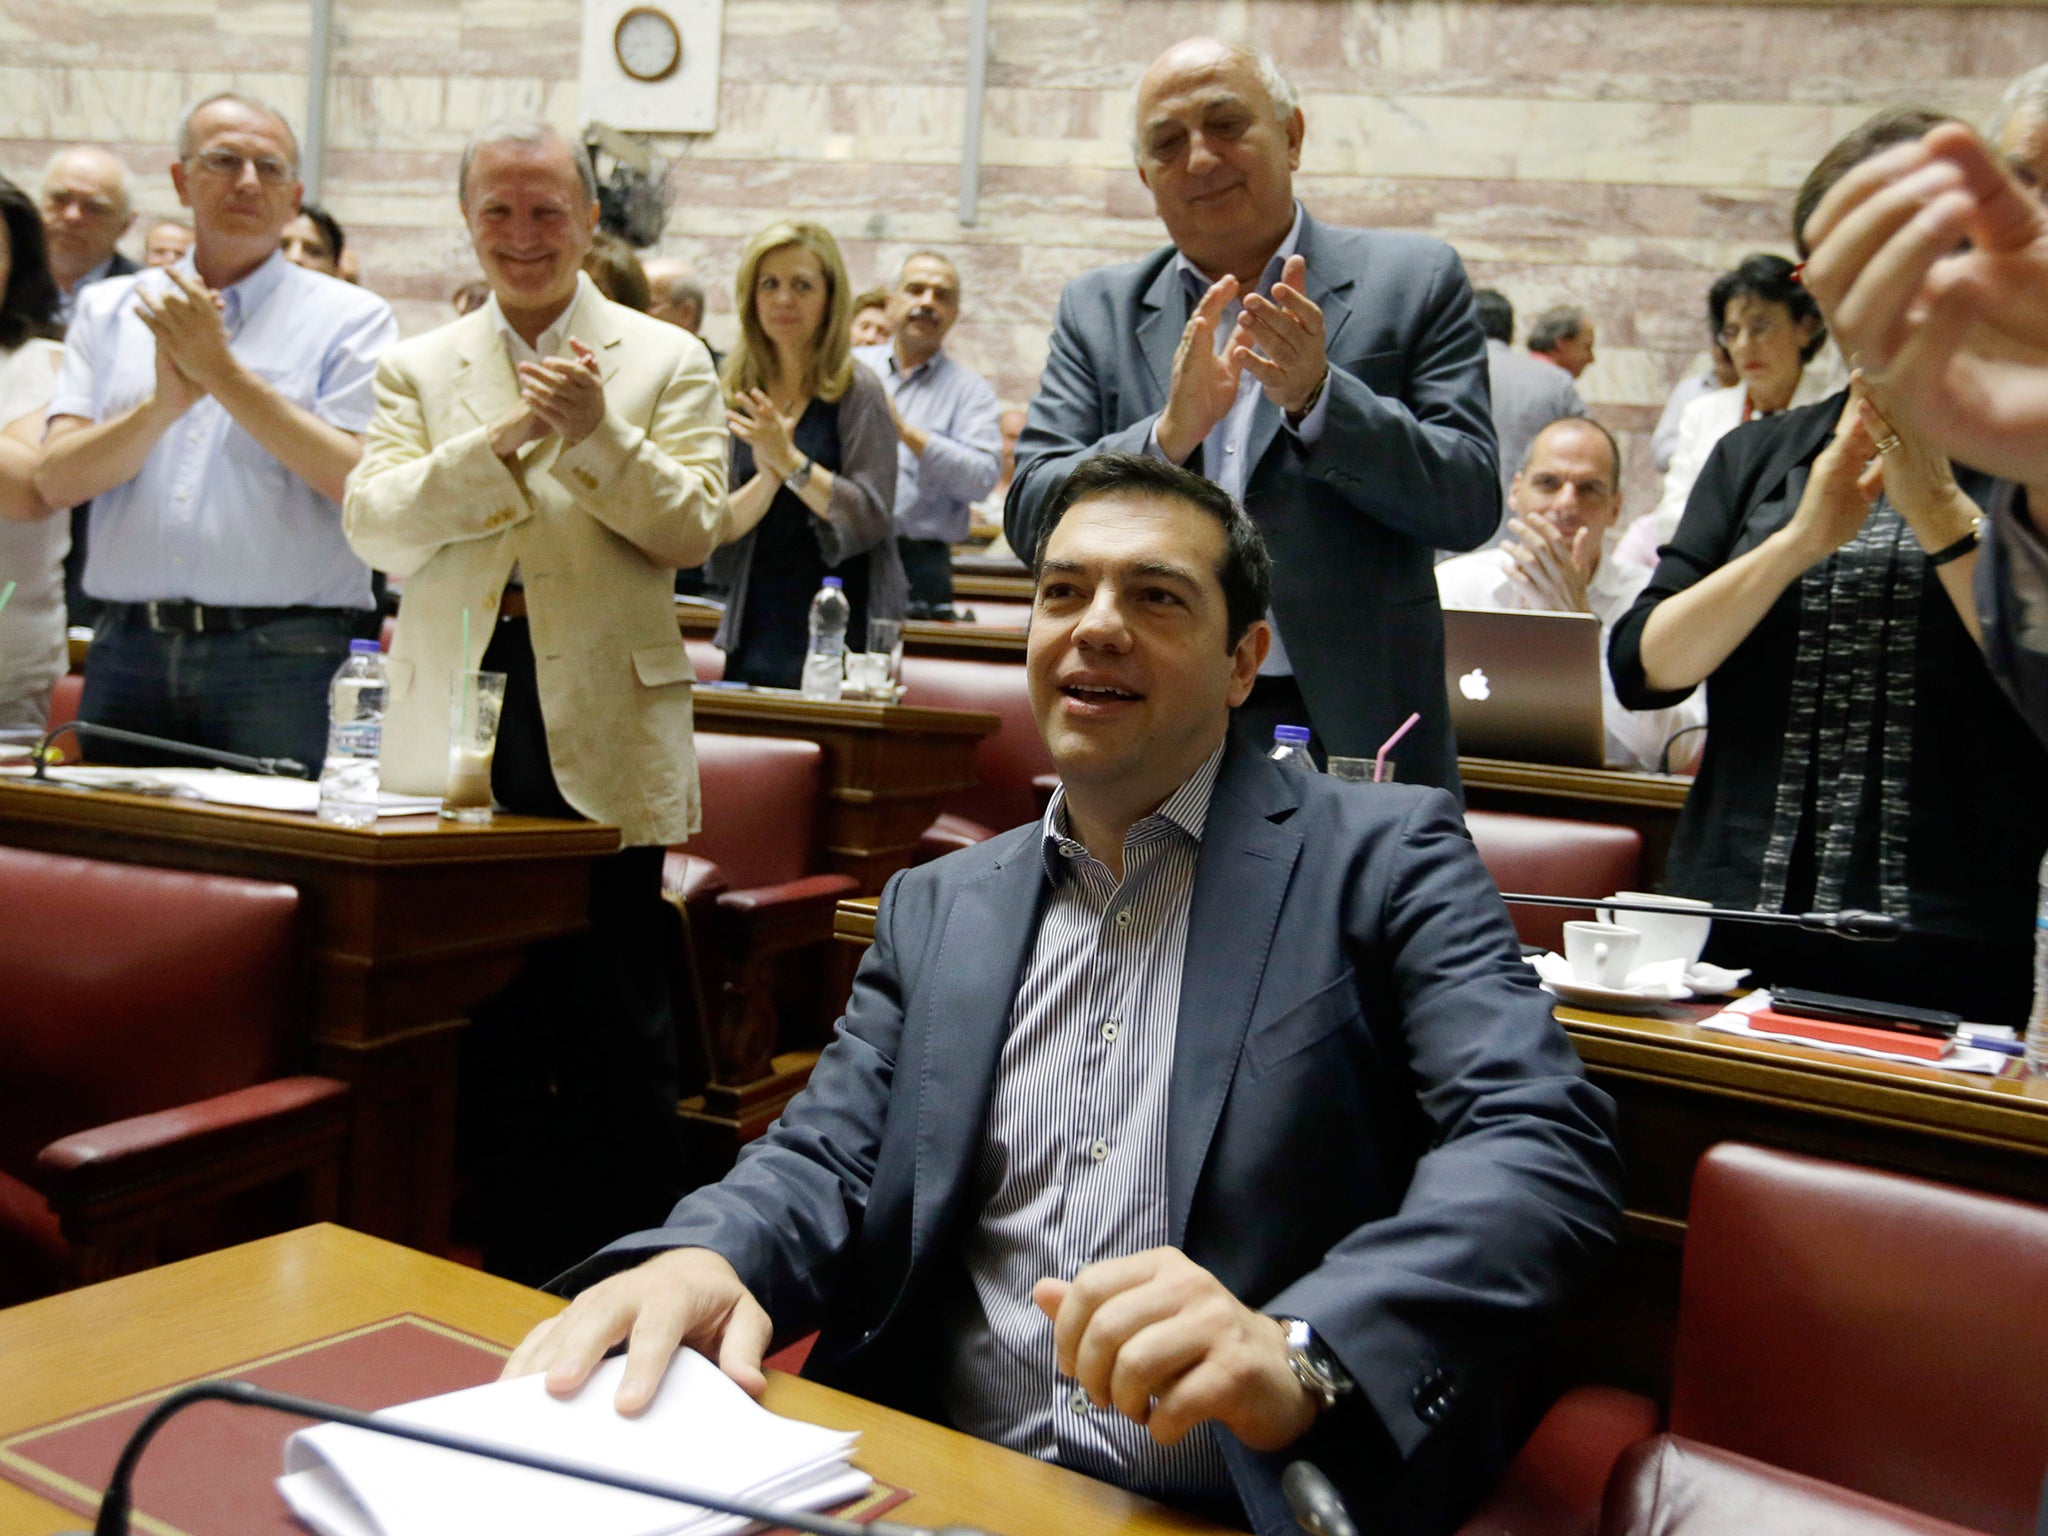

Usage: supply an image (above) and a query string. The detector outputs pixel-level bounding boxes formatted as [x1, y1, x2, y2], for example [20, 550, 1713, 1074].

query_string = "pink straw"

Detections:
[1374, 712, 1420, 782]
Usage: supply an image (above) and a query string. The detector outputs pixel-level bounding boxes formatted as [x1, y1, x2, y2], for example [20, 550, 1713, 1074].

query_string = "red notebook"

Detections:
[0, 1314, 909, 1534]
[1747, 1007, 1951, 1061]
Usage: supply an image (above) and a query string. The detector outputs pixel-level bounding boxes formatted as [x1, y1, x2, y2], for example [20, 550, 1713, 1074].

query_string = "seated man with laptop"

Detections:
[1435, 417, 1705, 772]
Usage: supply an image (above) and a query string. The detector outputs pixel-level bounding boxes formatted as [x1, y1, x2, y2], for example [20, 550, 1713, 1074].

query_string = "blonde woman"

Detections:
[710, 221, 900, 687]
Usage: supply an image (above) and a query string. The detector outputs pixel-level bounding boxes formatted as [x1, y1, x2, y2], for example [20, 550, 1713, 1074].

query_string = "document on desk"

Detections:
[0, 764, 443, 816]
[277, 1350, 869, 1536]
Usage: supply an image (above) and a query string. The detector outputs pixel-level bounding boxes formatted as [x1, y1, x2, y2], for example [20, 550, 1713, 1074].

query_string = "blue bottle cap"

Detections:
[349, 638, 381, 655]
[821, 577, 844, 590]
[1273, 724, 1312, 745]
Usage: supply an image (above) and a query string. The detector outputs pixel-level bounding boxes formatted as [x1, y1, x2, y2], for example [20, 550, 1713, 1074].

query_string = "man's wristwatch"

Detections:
[1279, 1317, 1355, 1413]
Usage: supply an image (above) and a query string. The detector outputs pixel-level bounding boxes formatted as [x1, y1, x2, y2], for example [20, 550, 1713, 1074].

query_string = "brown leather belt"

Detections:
[499, 587, 528, 620]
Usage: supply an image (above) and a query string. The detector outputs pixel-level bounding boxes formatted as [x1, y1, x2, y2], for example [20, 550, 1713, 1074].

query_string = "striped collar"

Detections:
[1039, 741, 1225, 877]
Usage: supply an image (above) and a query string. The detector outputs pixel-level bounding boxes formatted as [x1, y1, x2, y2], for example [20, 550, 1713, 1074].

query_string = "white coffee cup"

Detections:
[1597, 891, 1711, 968]
[1564, 920, 1640, 989]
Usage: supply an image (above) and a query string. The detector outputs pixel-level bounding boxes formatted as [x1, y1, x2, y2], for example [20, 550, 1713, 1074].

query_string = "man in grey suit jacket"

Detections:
[508, 454, 1621, 1536]
[1005, 39, 1499, 792]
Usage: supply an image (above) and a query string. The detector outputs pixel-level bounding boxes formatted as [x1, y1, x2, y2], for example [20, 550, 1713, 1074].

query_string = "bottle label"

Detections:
[333, 721, 381, 758]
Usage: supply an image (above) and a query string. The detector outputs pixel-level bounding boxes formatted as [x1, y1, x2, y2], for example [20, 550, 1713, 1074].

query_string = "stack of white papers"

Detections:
[278, 1352, 869, 1536]
[0, 764, 442, 817]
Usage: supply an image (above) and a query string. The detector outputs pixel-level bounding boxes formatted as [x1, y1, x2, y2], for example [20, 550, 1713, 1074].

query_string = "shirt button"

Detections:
[1101, 1019, 1120, 1042]
[1068, 1387, 1090, 1414]
[1089, 1138, 1109, 1163]
[1060, 845, 1080, 859]
[1115, 910, 1131, 928]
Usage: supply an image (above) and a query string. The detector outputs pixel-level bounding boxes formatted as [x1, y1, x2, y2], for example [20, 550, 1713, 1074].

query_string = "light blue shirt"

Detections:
[50, 250, 397, 608]
[1150, 202, 1328, 675]
[853, 342, 1002, 544]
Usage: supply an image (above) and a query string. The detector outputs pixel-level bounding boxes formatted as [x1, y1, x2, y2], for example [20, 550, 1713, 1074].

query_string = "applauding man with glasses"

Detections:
[36, 93, 397, 773]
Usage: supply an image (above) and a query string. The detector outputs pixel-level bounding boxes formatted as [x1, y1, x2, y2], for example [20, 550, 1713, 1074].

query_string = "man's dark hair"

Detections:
[1473, 288, 1513, 345]
[1527, 306, 1586, 355]
[0, 175, 61, 350]
[1030, 453, 1273, 649]
[1793, 106, 1954, 258]
[297, 201, 346, 260]
[1708, 253, 1826, 363]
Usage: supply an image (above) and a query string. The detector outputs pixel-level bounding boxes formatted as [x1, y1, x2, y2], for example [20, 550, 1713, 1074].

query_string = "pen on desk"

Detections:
[1956, 1031, 2026, 1058]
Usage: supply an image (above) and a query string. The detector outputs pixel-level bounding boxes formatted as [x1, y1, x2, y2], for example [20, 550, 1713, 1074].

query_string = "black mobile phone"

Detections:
[1770, 986, 1961, 1039]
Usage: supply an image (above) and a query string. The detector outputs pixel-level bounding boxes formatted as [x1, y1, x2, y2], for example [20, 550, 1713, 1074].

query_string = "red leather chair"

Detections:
[1464, 810, 1642, 952]
[48, 672, 82, 730]
[664, 732, 858, 1101]
[1601, 1438, 1988, 1536]
[0, 846, 349, 1305]
[687, 639, 726, 682]
[897, 655, 1051, 857]
[1461, 1144, 2048, 1536]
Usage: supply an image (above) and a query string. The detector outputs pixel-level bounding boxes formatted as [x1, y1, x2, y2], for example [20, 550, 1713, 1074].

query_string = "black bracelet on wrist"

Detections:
[1925, 522, 1982, 568]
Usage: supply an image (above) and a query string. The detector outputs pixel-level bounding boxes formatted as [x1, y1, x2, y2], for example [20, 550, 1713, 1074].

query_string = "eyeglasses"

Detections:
[185, 149, 295, 186]
[41, 190, 121, 219]
[1717, 316, 1784, 348]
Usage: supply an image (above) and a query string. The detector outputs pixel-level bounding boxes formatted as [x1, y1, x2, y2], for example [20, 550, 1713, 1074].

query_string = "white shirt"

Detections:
[1435, 542, 1707, 772]
[0, 339, 67, 732]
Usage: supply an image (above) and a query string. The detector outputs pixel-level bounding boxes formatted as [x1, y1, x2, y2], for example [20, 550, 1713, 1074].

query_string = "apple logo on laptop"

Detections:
[1458, 668, 1491, 702]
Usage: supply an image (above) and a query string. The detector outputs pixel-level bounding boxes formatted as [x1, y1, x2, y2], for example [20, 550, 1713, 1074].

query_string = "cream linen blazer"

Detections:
[343, 277, 727, 847]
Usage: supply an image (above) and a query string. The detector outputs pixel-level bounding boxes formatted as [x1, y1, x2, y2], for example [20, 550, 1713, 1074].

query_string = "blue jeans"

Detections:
[78, 609, 356, 775]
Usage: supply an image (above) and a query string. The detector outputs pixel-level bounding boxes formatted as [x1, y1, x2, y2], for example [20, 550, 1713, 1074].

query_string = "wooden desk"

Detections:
[679, 599, 1029, 661]
[953, 571, 1035, 604]
[690, 688, 999, 894]
[0, 1225, 1233, 1536]
[0, 779, 616, 1253]
[1459, 757, 1689, 885]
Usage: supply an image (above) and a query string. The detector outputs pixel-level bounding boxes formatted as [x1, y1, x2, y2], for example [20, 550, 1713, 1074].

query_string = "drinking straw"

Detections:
[1374, 711, 1420, 783]
[0, 580, 15, 616]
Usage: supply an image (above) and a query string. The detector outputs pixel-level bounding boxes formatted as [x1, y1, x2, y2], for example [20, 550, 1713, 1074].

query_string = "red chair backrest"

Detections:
[688, 640, 726, 682]
[1464, 810, 1642, 951]
[48, 674, 82, 730]
[898, 656, 1051, 835]
[1672, 1143, 2048, 1536]
[0, 847, 302, 1176]
[689, 732, 825, 889]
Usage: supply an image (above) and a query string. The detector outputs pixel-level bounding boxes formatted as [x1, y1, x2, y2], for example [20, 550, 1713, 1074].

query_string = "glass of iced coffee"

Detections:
[442, 670, 507, 823]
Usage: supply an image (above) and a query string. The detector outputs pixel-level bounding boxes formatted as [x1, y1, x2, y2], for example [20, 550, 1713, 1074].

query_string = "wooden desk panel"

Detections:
[1460, 757, 1689, 886]
[690, 689, 998, 895]
[0, 1226, 1233, 1536]
[0, 780, 616, 1252]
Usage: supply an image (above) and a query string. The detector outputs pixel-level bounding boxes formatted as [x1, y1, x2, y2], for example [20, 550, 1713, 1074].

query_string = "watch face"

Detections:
[614, 7, 682, 81]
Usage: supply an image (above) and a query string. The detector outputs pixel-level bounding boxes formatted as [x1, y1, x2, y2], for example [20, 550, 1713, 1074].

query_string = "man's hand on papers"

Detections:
[137, 270, 238, 396]
[501, 1247, 774, 1416]
[1157, 275, 1247, 464]
[519, 339, 606, 448]
[1033, 1246, 1318, 1453]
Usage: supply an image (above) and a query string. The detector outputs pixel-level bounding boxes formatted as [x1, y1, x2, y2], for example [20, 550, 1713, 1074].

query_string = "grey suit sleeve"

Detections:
[1297, 244, 1502, 552]
[1262, 791, 1623, 1461]
[548, 870, 915, 1325]
[815, 368, 901, 566]
[1002, 282, 1162, 558]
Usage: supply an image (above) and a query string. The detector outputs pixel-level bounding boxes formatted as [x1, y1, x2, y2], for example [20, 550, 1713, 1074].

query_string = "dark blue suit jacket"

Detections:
[563, 743, 1621, 1535]
[1003, 213, 1501, 790]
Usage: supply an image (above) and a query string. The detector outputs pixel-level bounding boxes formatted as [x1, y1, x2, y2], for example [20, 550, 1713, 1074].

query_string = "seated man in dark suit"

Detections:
[508, 453, 1623, 1536]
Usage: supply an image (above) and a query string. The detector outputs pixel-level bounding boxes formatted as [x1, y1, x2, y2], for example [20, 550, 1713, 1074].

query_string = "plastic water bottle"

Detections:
[801, 576, 850, 701]
[1268, 724, 1318, 773]
[2025, 851, 2048, 1074]
[317, 639, 387, 827]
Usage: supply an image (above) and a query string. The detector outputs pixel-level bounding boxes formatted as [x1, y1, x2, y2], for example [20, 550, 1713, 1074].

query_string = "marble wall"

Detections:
[6, 0, 2045, 509]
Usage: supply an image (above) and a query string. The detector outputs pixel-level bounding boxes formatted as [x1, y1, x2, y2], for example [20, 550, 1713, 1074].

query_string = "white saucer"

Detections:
[1541, 978, 1683, 1014]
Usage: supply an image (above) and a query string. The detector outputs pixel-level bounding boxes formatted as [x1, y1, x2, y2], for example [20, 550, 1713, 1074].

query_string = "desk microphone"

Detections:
[1495, 892, 1902, 941]
[70, 1378, 998, 1536]
[30, 720, 307, 780]
[1282, 1459, 1360, 1536]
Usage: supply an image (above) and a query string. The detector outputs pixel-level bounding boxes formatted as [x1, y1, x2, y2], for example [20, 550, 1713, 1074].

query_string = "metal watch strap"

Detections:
[1281, 1317, 1354, 1412]
[787, 454, 815, 491]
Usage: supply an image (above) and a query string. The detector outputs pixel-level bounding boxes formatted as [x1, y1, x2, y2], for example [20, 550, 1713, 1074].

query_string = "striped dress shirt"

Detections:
[942, 743, 1234, 1508]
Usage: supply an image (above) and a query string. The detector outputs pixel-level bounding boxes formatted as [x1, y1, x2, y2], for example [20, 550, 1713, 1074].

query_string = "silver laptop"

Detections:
[1441, 608, 1606, 769]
